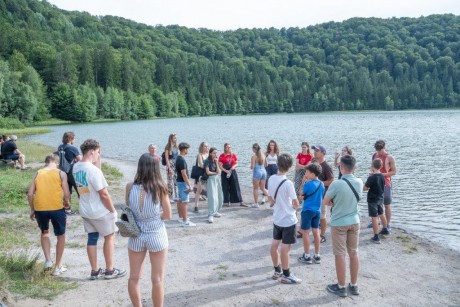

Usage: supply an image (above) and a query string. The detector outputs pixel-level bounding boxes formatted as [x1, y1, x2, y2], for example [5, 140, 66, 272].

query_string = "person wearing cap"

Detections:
[0, 135, 29, 169]
[372, 140, 397, 231]
[312, 144, 334, 243]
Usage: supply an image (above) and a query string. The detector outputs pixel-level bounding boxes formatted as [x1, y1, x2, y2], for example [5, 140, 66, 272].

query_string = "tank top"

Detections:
[33, 168, 64, 211]
[374, 152, 392, 186]
[266, 154, 278, 165]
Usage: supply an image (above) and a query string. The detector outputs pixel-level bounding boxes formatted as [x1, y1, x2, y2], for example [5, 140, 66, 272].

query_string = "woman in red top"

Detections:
[218, 143, 246, 207]
[294, 142, 313, 199]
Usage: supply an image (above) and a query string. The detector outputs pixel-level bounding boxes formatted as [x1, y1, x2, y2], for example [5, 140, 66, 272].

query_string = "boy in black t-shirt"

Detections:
[176, 142, 196, 227]
[364, 159, 389, 243]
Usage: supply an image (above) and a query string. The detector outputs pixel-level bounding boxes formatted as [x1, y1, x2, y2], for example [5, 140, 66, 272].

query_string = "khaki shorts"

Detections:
[83, 212, 118, 237]
[331, 224, 360, 256]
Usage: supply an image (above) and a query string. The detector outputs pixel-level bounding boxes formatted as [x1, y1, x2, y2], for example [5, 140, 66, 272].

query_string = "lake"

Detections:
[27, 110, 460, 252]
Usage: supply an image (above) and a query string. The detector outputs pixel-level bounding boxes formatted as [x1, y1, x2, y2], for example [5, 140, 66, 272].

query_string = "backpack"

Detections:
[161, 151, 167, 166]
[55, 145, 72, 173]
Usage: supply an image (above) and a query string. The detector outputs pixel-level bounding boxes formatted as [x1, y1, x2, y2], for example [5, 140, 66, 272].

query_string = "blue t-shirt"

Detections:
[301, 179, 324, 212]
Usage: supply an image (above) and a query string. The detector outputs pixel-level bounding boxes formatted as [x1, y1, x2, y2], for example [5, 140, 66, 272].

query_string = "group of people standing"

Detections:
[26, 130, 397, 305]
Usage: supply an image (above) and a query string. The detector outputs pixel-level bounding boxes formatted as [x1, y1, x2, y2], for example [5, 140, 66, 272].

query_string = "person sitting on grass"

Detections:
[364, 158, 389, 244]
[298, 163, 325, 265]
[1, 135, 29, 169]
[268, 153, 301, 284]
[27, 154, 70, 276]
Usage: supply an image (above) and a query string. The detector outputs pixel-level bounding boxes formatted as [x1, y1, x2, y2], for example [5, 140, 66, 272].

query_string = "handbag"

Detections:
[115, 184, 140, 238]
[191, 160, 204, 179]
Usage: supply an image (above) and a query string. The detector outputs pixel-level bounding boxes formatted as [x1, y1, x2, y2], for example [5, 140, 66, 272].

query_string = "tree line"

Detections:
[0, 0, 459, 123]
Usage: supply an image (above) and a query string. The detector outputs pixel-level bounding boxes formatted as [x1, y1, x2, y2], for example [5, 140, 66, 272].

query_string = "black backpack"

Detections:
[55, 145, 72, 173]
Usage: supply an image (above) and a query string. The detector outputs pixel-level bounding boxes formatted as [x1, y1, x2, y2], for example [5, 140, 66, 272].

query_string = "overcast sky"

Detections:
[46, 0, 460, 30]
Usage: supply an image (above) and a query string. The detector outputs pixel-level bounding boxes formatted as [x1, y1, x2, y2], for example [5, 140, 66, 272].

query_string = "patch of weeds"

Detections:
[101, 163, 122, 185]
[213, 263, 229, 281]
[397, 235, 412, 243]
[214, 264, 229, 271]
[406, 245, 418, 253]
[271, 298, 282, 305]
[0, 250, 77, 300]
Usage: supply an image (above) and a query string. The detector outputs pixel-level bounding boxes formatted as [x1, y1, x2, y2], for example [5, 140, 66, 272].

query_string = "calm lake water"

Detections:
[28, 110, 460, 252]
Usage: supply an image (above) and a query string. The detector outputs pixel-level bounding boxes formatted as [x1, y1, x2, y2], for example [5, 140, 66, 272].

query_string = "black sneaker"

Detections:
[89, 268, 104, 280]
[379, 228, 390, 236]
[313, 255, 321, 264]
[371, 235, 381, 244]
[194, 206, 199, 213]
[298, 254, 312, 264]
[104, 268, 127, 279]
[348, 283, 359, 296]
[327, 283, 347, 297]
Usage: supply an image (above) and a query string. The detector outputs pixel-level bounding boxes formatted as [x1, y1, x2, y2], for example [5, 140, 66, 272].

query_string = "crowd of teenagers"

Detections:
[26, 131, 396, 305]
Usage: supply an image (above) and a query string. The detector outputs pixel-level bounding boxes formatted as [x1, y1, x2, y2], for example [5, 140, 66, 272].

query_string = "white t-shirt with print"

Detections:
[267, 174, 298, 227]
[72, 161, 109, 219]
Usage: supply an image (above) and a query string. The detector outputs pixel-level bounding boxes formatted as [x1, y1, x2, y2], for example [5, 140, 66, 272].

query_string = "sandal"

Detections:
[240, 202, 249, 207]
[296, 231, 303, 239]
[320, 235, 326, 243]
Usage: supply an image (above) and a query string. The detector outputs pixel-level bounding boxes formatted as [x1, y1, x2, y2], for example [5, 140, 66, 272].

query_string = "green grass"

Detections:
[101, 162, 123, 184]
[1, 127, 51, 136]
[0, 250, 77, 300]
[0, 216, 77, 300]
[34, 119, 71, 126]
[0, 167, 35, 213]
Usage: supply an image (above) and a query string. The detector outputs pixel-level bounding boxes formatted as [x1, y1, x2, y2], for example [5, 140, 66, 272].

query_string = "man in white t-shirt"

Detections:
[73, 139, 126, 280]
[267, 153, 301, 284]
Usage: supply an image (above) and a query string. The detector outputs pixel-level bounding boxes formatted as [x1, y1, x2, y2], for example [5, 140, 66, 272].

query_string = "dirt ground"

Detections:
[15, 158, 460, 307]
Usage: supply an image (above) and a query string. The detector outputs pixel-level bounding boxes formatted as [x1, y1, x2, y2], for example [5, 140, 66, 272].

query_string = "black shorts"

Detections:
[273, 224, 296, 245]
[368, 201, 384, 217]
[35, 209, 67, 236]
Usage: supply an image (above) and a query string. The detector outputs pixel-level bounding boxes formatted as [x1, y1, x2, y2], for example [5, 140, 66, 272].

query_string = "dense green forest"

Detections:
[0, 0, 459, 123]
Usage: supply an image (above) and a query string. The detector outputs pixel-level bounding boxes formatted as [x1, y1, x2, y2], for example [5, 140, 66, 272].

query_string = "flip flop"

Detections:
[320, 235, 326, 243]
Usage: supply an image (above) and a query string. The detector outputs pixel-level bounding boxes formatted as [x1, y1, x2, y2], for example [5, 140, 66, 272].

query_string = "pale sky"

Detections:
[46, 0, 460, 30]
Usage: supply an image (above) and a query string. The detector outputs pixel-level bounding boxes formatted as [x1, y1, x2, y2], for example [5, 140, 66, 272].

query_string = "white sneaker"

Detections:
[208, 216, 214, 223]
[177, 218, 184, 224]
[182, 220, 196, 227]
[251, 203, 260, 208]
[44, 260, 53, 270]
[213, 212, 222, 218]
[52, 265, 68, 276]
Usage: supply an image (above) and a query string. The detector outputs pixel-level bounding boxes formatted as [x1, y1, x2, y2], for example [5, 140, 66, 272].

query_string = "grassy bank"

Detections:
[0, 139, 122, 303]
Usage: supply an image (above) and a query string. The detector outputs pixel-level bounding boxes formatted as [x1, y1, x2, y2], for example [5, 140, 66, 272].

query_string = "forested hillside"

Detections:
[0, 0, 459, 123]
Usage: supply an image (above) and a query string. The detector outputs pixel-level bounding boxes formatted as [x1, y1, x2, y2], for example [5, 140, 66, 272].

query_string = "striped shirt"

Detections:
[127, 184, 168, 253]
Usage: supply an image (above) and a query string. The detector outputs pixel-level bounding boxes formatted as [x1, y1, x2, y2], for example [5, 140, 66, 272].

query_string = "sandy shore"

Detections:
[15, 158, 460, 306]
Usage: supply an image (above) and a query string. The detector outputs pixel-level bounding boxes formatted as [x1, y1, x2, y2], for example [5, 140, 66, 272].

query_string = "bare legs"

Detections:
[128, 249, 168, 307]
[270, 240, 291, 270]
[87, 233, 115, 271]
[252, 179, 268, 204]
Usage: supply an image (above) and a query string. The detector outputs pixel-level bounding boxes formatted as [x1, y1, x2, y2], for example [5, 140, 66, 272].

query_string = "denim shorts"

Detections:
[301, 210, 321, 230]
[177, 181, 190, 203]
[253, 165, 267, 180]
[35, 209, 66, 236]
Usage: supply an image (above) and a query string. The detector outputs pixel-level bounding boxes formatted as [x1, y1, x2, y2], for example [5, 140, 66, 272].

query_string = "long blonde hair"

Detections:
[253, 143, 265, 165]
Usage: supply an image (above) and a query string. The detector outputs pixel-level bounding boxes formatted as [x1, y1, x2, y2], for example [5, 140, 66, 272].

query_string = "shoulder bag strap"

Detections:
[303, 181, 323, 200]
[274, 179, 288, 201]
[341, 178, 360, 202]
